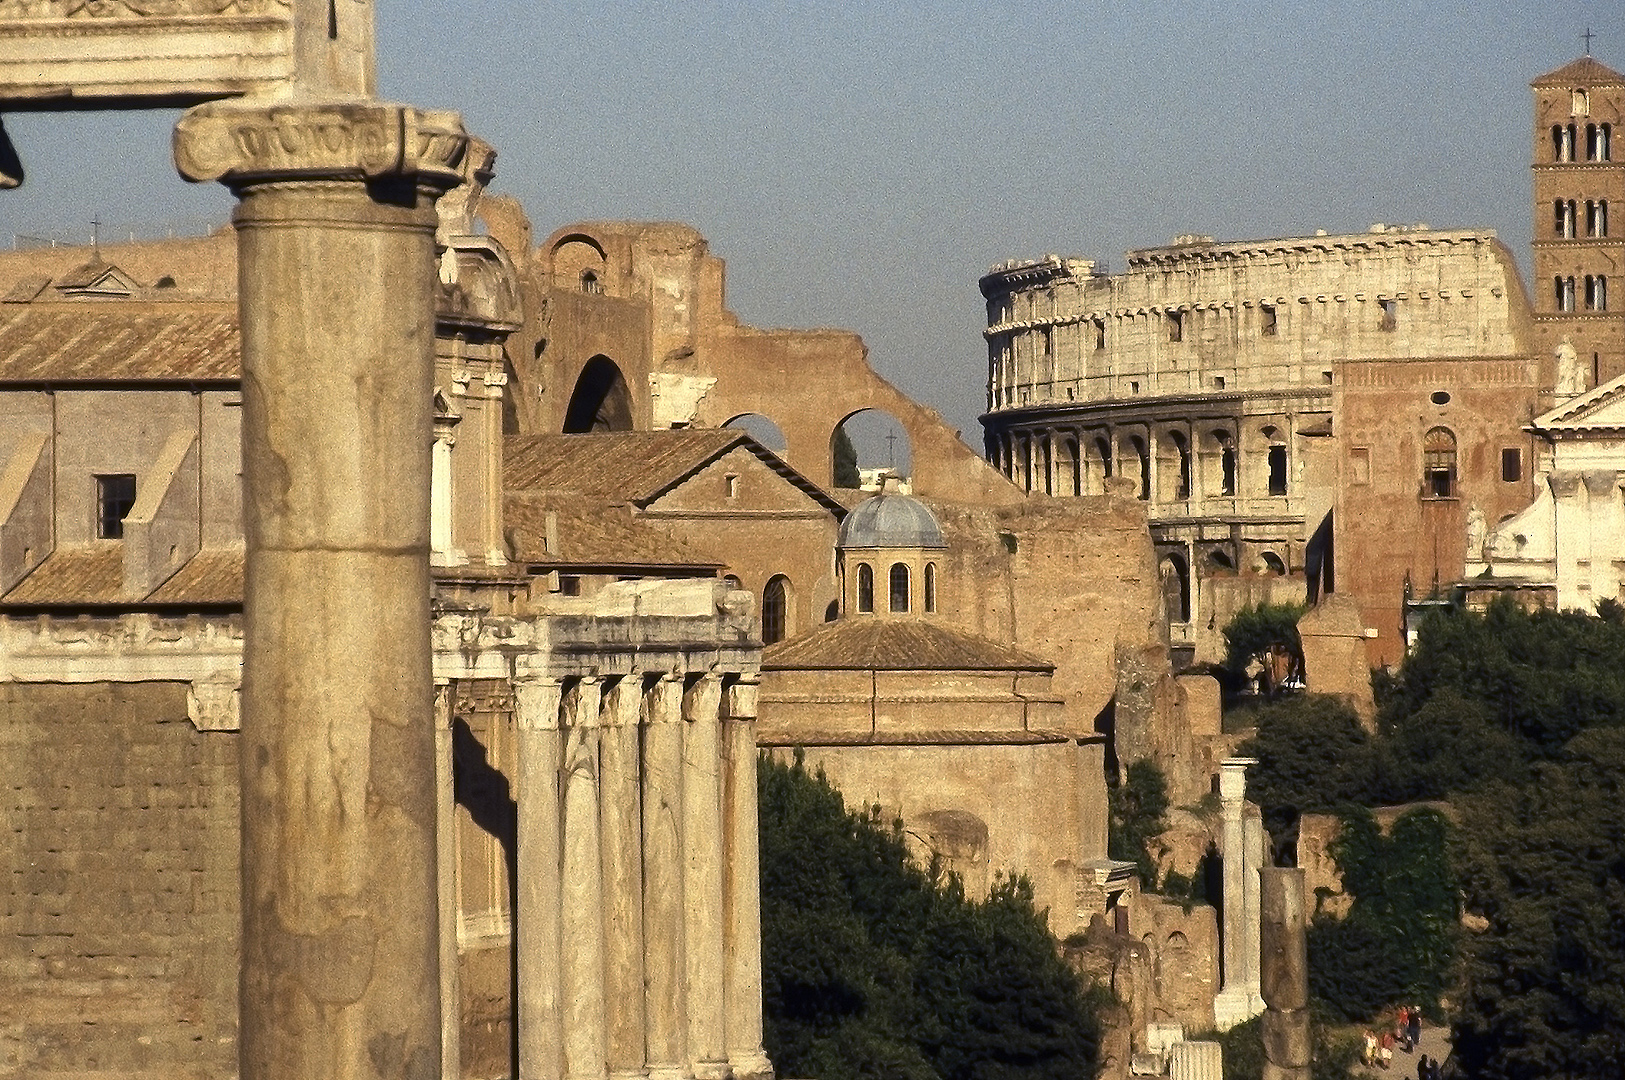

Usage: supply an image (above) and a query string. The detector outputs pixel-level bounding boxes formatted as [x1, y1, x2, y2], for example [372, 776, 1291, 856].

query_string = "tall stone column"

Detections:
[1214, 757, 1261, 1031]
[643, 675, 689, 1080]
[601, 677, 649, 1080]
[562, 679, 608, 1080]
[1243, 804, 1266, 994]
[683, 674, 729, 1080]
[722, 677, 773, 1080]
[1260, 868, 1310, 1080]
[515, 677, 565, 1080]
[174, 99, 467, 1080]
[435, 682, 463, 1080]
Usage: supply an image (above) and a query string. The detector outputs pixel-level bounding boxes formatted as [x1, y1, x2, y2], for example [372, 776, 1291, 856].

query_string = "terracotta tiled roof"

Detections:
[504, 495, 722, 571]
[3, 545, 124, 605]
[1531, 56, 1625, 87]
[504, 430, 846, 514]
[1, 545, 245, 607]
[0, 305, 239, 382]
[756, 728, 1070, 746]
[146, 548, 243, 604]
[763, 618, 1053, 672]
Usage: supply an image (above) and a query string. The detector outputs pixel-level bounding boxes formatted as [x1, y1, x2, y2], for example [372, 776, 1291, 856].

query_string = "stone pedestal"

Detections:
[174, 98, 466, 1080]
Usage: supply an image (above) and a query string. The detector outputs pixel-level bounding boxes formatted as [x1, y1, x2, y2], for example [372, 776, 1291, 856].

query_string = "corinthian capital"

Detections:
[174, 97, 466, 190]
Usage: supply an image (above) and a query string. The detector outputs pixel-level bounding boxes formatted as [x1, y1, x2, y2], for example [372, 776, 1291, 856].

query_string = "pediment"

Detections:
[1536, 372, 1625, 430]
[54, 260, 140, 298]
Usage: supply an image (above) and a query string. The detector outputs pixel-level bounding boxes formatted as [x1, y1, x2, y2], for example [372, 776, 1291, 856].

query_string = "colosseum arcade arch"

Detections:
[563, 356, 634, 433]
[831, 409, 912, 490]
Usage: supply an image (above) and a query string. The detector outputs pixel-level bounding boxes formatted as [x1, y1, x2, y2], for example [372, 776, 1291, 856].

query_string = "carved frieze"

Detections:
[0, 0, 287, 17]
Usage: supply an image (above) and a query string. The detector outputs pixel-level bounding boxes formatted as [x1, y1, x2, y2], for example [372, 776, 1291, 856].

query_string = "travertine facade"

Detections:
[980, 228, 1537, 666]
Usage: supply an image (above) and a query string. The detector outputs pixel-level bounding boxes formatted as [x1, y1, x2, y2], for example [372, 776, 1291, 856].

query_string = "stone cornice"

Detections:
[174, 98, 467, 190]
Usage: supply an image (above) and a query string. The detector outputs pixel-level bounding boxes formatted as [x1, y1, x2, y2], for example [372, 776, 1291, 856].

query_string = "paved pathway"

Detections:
[1355, 1021, 1452, 1078]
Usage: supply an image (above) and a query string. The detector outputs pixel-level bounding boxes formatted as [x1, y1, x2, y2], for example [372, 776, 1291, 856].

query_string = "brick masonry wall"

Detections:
[0, 682, 239, 1080]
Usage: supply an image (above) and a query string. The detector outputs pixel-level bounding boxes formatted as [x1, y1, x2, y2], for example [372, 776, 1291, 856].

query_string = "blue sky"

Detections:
[1, 2, 1619, 446]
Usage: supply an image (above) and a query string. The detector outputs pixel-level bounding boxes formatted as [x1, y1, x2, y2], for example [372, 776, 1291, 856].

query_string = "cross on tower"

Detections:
[1583, 27, 1594, 55]
[885, 430, 898, 468]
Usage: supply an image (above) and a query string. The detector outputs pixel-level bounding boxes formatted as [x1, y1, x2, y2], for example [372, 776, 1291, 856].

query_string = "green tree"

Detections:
[1452, 727, 1625, 1080]
[1107, 759, 1169, 887]
[1235, 694, 1376, 834]
[759, 751, 1102, 1080]
[1221, 603, 1306, 697]
[833, 428, 861, 488]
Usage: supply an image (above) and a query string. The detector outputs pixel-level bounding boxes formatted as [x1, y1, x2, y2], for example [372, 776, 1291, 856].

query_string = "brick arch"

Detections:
[549, 233, 608, 294]
[563, 355, 634, 433]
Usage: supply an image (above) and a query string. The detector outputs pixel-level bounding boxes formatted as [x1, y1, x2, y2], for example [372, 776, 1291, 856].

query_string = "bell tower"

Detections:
[1531, 52, 1625, 393]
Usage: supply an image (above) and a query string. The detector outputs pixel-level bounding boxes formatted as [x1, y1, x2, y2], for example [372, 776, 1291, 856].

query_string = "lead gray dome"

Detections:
[837, 493, 946, 549]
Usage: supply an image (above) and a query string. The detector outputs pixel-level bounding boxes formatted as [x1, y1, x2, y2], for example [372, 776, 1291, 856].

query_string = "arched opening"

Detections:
[725, 413, 787, 453]
[1039, 435, 1054, 495]
[579, 269, 603, 295]
[723, 574, 742, 589]
[1259, 552, 1287, 577]
[1211, 430, 1237, 496]
[831, 409, 911, 490]
[1129, 435, 1150, 500]
[563, 356, 633, 433]
[1062, 437, 1081, 496]
[1168, 430, 1191, 501]
[1267, 444, 1288, 496]
[1423, 427, 1457, 498]
[1207, 548, 1235, 572]
[856, 562, 874, 613]
[1091, 436, 1113, 494]
[1160, 553, 1190, 624]
[924, 562, 937, 613]
[889, 563, 910, 613]
[762, 575, 791, 645]
[551, 234, 608, 291]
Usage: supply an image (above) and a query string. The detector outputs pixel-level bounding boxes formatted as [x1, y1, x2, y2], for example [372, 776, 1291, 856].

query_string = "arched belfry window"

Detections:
[924, 563, 937, 613]
[889, 563, 910, 613]
[1423, 427, 1457, 498]
[580, 269, 603, 294]
[856, 563, 874, 614]
[762, 576, 790, 645]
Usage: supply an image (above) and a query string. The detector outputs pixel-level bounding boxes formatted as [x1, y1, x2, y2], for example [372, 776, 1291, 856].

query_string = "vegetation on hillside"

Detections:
[758, 751, 1103, 1080]
[1231, 599, 1625, 1075]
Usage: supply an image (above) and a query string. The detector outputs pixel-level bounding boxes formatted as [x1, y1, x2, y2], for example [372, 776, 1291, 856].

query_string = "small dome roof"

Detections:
[837, 493, 946, 549]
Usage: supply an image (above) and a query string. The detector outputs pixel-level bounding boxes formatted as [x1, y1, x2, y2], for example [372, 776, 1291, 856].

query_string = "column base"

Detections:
[645, 1068, 689, 1080]
[1213, 985, 1265, 1032]
[609, 1071, 651, 1080]
[727, 1051, 774, 1080]
[692, 1061, 731, 1080]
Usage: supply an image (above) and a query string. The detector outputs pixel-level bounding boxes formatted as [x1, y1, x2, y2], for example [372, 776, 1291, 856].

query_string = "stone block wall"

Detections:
[0, 682, 239, 1080]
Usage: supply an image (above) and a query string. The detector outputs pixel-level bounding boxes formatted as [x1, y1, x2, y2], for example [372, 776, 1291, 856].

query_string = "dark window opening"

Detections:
[1267, 446, 1288, 496]
[1557, 275, 1577, 312]
[1167, 310, 1183, 342]
[1131, 436, 1150, 500]
[96, 474, 136, 539]
[1378, 298, 1397, 331]
[762, 576, 789, 645]
[1423, 427, 1457, 499]
[1430, 390, 1451, 405]
[558, 574, 581, 597]
[1171, 431, 1191, 501]
[1213, 375, 1226, 389]
[1260, 303, 1277, 336]
[856, 563, 874, 614]
[1093, 318, 1106, 350]
[1095, 437, 1113, 478]
[579, 269, 603, 294]
[889, 563, 910, 613]
[1221, 447, 1237, 496]
[1501, 448, 1522, 483]
[924, 563, 937, 613]
[1585, 274, 1608, 311]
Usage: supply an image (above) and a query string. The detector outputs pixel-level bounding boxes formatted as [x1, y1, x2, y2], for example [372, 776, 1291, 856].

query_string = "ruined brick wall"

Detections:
[0, 682, 239, 1080]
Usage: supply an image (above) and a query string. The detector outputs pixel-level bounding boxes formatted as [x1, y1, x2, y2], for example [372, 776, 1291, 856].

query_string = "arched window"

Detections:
[1094, 436, 1113, 479]
[579, 269, 603, 294]
[1160, 554, 1190, 624]
[924, 563, 937, 613]
[1586, 275, 1608, 311]
[1557, 275, 1577, 312]
[762, 576, 790, 645]
[856, 563, 874, 614]
[1062, 437, 1081, 496]
[1040, 435, 1054, 496]
[1423, 427, 1457, 498]
[889, 563, 910, 613]
[1129, 435, 1150, 500]
[1212, 430, 1237, 496]
[1260, 551, 1287, 576]
[1170, 430, 1191, 501]
[1267, 444, 1288, 496]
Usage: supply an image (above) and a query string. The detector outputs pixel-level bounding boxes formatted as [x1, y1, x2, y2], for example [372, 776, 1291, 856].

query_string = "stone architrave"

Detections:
[172, 94, 468, 1080]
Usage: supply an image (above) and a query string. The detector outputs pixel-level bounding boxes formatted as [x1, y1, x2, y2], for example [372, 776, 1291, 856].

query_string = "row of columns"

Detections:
[438, 670, 771, 1080]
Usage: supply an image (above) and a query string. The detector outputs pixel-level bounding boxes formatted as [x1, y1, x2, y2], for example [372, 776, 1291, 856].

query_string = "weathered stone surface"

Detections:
[1260, 868, 1308, 1010]
[1261, 1006, 1312, 1069]
[1297, 595, 1376, 729]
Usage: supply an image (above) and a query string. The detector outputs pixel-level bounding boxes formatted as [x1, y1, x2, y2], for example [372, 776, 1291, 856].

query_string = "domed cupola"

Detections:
[836, 486, 947, 619]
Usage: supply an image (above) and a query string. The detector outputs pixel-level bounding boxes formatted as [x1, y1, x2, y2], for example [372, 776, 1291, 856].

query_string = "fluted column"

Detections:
[174, 96, 467, 1080]
[723, 677, 773, 1080]
[643, 675, 689, 1080]
[683, 674, 729, 1080]
[434, 682, 462, 1080]
[601, 676, 648, 1080]
[1243, 804, 1265, 995]
[563, 678, 608, 1080]
[516, 677, 565, 1080]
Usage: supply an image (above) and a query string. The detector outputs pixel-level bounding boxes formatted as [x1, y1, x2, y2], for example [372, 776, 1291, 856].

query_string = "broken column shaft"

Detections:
[1260, 867, 1311, 1080]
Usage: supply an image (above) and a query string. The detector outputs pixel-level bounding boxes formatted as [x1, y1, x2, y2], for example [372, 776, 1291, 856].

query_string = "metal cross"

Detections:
[885, 430, 898, 468]
[1583, 27, 1594, 55]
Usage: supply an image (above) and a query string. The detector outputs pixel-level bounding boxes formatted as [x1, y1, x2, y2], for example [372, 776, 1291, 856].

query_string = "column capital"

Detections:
[514, 677, 563, 733]
[174, 97, 468, 192]
[722, 676, 759, 722]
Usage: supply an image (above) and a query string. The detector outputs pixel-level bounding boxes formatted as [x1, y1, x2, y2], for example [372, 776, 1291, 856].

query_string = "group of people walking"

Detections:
[1361, 1005, 1441, 1074]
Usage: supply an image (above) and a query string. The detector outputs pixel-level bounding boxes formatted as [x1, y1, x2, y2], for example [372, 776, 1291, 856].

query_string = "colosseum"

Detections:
[978, 227, 1539, 665]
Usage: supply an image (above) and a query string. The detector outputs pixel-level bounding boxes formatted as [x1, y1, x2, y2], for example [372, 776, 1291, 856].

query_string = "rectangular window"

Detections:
[1501, 448, 1522, 483]
[1167, 310, 1183, 343]
[1267, 445, 1288, 495]
[1213, 375, 1226, 390]
[96, 474, 136, 539]
[1378, 298, 1397, 331]
[1260, 303, 1277, 336]
[1093, 318, 1106, 350]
